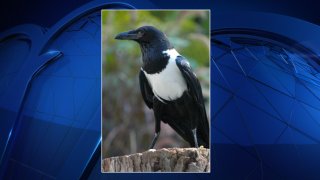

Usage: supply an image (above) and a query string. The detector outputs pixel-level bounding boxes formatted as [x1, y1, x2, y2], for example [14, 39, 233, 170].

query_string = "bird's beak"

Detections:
[115, 30, 142, 40]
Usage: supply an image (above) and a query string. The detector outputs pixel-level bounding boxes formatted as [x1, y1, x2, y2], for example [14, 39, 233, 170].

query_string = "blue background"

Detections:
[1, 0, 320, 179]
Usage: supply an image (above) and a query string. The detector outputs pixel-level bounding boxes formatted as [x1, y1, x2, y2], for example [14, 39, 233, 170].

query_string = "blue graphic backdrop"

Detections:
[1, 0, 320, 179]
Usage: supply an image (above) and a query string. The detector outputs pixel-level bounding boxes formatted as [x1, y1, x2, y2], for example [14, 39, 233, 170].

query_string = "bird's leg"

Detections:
[192, 128, 199, 148]
[149, 97, 162, 149]
[149, 116, 160, 149]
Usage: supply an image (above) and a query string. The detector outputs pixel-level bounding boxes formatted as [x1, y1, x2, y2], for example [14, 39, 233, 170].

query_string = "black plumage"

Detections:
[115, 26, 209, 148]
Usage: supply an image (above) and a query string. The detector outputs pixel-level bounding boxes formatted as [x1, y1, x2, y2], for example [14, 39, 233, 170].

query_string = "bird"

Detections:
[115, 26, 209, 149]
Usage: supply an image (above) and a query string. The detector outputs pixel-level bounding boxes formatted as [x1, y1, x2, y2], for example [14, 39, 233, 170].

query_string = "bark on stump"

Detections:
[102, 148, 210, 172]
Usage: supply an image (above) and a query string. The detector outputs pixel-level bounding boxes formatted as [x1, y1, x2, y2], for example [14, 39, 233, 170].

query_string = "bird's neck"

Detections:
[140, 41, 173, 74]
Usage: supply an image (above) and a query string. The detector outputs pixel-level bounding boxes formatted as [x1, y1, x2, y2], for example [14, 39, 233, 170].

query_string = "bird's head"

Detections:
[115, 26, 170, 45]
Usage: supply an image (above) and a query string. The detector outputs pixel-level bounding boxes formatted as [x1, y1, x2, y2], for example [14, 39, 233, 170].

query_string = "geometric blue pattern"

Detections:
[0, 36, 32, 165]
[3, 11, 102, 180]
[1, 0, 320, 179]
[212, 30, 320, 179]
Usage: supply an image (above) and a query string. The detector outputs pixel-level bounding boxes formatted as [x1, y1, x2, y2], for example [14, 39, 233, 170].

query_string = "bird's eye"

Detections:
[137, 30, 144, 37]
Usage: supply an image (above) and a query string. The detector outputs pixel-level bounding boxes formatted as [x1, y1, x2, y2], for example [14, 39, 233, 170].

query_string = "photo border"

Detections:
[100, 9, 211, 173]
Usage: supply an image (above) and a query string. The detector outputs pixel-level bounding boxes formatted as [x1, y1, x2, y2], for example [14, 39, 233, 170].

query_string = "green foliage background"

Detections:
[102, 10, 210, 158]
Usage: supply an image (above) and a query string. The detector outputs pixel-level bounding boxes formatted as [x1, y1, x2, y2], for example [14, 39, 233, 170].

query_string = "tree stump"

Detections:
[102, 147, 210, 172]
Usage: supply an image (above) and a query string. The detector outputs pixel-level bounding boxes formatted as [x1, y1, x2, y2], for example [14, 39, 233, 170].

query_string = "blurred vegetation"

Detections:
[102, 10, 210, 159]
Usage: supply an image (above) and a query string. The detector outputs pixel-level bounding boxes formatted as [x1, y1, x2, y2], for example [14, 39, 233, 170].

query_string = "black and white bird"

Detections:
[115, 26, 209, 149]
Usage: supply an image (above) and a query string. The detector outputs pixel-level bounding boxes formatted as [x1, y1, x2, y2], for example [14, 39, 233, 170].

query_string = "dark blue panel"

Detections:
[1, 0, 320, 179]
[211, 21, 320, 178]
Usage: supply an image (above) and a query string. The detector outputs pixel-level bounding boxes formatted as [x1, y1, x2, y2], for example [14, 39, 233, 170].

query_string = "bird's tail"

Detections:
[197, 105, 209, 148]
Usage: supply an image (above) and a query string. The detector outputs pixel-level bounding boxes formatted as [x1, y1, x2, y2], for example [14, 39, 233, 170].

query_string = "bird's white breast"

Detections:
[143, 49, 187, 102]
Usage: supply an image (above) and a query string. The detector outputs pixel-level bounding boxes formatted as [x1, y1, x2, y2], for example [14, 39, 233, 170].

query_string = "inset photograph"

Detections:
[102, 10, 210, 172]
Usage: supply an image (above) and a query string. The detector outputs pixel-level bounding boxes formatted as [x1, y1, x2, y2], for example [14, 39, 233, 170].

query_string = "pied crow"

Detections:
[115, 26, 209, 149]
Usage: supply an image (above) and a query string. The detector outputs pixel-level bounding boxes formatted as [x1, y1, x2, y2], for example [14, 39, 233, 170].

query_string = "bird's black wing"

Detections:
[176, 56, 209, 146]
[139, 69, 154, 109]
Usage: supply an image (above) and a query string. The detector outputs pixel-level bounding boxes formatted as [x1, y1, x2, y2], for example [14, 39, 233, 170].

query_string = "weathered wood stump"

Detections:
[102, 148, 210, 172]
